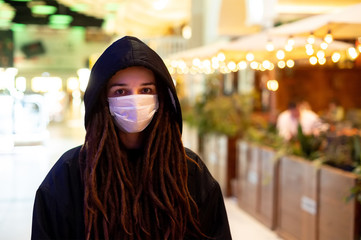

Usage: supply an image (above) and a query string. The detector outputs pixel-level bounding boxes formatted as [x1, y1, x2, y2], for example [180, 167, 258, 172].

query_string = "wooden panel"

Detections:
[276, 155, 318, 240]
[318, 165, 361, 240]
[258, 146, 279, 229]
[237, 143, 259, 216]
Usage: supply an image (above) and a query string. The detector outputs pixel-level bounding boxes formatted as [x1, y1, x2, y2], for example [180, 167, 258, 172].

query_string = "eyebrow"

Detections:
[108, 82, 156, 88]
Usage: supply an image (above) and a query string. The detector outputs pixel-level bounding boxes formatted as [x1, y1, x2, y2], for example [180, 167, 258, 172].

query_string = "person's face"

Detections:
[290, 107, 300, 119]
[107, 66, 157, 97]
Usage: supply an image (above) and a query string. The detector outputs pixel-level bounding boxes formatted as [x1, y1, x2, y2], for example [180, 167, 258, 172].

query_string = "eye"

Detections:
[115, 89, 127, 95]
[140, 87, 153, 94]
[108, 87, 128, 97]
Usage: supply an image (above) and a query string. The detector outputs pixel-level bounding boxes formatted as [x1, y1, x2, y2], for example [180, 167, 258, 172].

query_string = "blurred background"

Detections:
[1, 0, 361, 239]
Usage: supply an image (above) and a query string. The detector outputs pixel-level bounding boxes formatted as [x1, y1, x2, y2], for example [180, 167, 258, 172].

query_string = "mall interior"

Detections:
[1, 0, 361, 239]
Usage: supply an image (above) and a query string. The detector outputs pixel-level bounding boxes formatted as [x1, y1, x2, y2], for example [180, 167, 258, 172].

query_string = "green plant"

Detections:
[293, 124, 324, 160]
[181, 73, 257, 137]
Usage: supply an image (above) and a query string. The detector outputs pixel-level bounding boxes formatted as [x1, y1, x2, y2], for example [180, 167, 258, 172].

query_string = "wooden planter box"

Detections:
[237, 141, 259, 217]
[202, 133, 228, 194]
[236, 142, 279, 229]
[276, 155, 318, 240]
[318, 164, 361, 240]
[258, 146, 279, 229]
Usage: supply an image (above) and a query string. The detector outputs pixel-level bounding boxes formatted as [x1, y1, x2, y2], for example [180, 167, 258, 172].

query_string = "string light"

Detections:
[305, 44, 314, 55]
[266, 80, 279, 91]
[237, 61, 247, 70]
[278, 60, 286, 68]
[276, 50, 285, 60]
[266, 39, 275, 51]
[331, 52, 341, 63]
[318, 58, 326, 65]
[307, 32, 315, 44]
[320, 42, 328, 50]
[309, 56, 318, 65]
[348, 47, 359, 60]
[324, 30, 333, 44]
[246, 52, 255, 61]
[316, 50, 325, 59]
[286, 59, 295, 68]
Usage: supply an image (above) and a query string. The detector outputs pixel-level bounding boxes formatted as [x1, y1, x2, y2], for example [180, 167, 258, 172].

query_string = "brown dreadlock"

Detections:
[79, 81, 205, 240]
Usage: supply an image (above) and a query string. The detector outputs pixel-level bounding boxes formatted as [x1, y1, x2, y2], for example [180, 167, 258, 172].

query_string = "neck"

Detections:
[119, 132, 143, 149]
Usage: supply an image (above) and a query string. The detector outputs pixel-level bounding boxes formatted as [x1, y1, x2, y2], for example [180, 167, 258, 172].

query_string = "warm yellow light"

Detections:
[317, 50, 325, 59]
[348, 47, 359, 60]
[259, 65, 266, 71]
[217, 52, 226, 62]
[250, 61, 258, 69]
[262, 60, 271, 69]
[309, 56, 318, 65]
[246, 53, 254, 61]
[203, 59, 211, 68]
[276, 50, 285, 60]
[182, 25, 192, 39]
[269, 63, 275, 71]
[332, 52, 341, 63]
[153, 0, 168, 10]
[307, 33, 315, 44]
[320, 42, 328, 50]
[306, 44, 314, 55]
[266, 40, 274, 51]
[212, 61, 220, 69]
[237, 60, 247, 70]
[318, 58, 326, 65]
[286, 59, 295, 68]
[267, 79, 279, 91]
[324, 32, 333, 44]
[278, 60, 286, 68]
[227, 61, 237, 71]
[178, 60, 187, 69]
[287, 36, 295, 46]
[192, 58, 201, 66]
[170, 60, 178, 68]
[67, 77, 79, 91]
[168, 67, 175, 74]
[285, 44, 293, 52]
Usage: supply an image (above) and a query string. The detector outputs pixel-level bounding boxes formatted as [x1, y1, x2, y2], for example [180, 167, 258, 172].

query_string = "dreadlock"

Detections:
[79, 81, 206, 240]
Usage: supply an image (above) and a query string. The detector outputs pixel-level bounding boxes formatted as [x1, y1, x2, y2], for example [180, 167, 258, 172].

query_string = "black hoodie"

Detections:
[31, 36, 232, 240]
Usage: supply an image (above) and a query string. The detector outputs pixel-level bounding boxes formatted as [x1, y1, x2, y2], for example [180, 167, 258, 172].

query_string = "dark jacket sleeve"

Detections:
[198, 181, 232, 239]
[31, 146, 84, 240]
[186, 148, 232, 240]
[32, 187, 70, 239]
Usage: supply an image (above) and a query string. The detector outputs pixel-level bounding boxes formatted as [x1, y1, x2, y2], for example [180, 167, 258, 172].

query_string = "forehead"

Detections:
[108, 66, 155, 85]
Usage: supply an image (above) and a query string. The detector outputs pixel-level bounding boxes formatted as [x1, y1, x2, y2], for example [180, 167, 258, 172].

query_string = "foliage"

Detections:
[290, 124, 325, 160]
[181, 73, 257, 137]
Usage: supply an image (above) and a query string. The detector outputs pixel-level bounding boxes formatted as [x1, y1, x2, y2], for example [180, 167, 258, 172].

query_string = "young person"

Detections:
[31, 36, 232, 240]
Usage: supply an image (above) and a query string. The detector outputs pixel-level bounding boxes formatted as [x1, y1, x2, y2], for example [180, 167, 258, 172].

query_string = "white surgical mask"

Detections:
[108, 94, 159, 133]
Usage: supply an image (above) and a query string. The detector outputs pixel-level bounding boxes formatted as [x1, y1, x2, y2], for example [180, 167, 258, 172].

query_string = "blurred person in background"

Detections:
[323, 99, 345, 124]
[31, 36, 231, 240]
[276, 100, 322, 141]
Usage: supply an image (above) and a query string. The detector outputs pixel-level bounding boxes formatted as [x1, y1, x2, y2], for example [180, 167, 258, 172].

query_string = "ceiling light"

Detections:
[153, 0, 169, 10]
[49, 14, 73, 25]
[70, 3, 88, 12]
[31, 5, 57, 15]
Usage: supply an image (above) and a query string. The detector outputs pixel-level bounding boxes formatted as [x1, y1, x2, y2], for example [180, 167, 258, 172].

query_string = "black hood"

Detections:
[83, 36, 182, 133]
